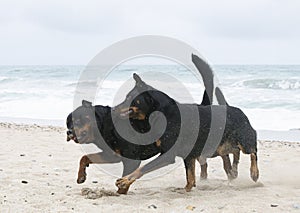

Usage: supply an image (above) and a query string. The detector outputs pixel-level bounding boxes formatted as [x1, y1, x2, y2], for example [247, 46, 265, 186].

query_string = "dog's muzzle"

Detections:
[66, 129, 78, 142]
[120, 108, 134, 117]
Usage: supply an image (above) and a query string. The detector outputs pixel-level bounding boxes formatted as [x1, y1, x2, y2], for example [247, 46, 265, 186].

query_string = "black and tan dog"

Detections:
[114, 73, 259, 193]
[66, 92, 215, 194]
[198, 90, 240, 180]
[66, 100, 162, 194]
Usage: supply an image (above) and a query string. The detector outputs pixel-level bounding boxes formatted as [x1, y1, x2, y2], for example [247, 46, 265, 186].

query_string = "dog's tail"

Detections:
[192, 54, 228, 106]
[200, 89, 229, 106]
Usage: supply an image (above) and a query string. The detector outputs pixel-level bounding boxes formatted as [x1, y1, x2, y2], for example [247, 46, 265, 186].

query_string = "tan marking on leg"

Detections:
[250, 153, 259, 182]
[77, 155, 91, 184]
[116, 168, 143, 194]
[217, 144, 226, 155]
[77, 153, 121, 184]
[238, 143, 247, 154]
[185, 158, 196, 192]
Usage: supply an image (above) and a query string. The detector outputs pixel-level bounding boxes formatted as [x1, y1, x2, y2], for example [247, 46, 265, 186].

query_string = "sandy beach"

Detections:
[0, 123, 299, 213]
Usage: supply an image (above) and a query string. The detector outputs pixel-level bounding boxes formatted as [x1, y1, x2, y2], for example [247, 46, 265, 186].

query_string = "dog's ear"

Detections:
[133, 73, 147, 89]
[133, 73, 144, 85]
[133, 73, 142, 82]
[82, 100, 92, 108]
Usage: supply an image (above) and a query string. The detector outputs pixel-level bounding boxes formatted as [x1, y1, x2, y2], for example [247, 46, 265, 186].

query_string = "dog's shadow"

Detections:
[166, 178, 264, 195]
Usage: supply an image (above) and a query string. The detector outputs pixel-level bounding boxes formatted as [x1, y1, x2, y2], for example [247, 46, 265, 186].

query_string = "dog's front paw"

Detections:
[77, 171, 86, 184]
[116, 187, 130, 194]
[115, 177, 135, 188]
[115, 177, 135, 194]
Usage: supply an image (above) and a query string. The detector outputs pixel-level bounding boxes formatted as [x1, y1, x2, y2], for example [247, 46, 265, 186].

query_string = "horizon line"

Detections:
[1, 64, 300, 66]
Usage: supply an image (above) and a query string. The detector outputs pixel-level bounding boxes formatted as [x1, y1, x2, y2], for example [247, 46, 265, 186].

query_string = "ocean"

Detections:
[0, 64, 300, 138]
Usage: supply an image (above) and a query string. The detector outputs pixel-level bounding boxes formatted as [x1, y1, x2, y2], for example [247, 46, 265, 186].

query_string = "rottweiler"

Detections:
[198, 90, 240, 180]
[114, 73, 259, 193]
[66, 92, 213, 194]
[66, 100, 162, 194]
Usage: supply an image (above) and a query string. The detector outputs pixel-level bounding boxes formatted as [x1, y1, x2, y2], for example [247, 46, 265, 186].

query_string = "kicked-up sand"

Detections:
[0, 123, 299, 212]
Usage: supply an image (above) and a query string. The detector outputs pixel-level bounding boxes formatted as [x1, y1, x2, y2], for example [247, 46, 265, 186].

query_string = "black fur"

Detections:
[66, 101, 160, 177]
[114, 73, 258, 192]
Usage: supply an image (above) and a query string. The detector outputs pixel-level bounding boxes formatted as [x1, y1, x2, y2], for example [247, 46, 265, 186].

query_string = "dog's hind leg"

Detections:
[221, 155, 235, 180]
[250, 152, 259, 182]
[231, 149, 240, 179]
[77, 152, 121, 184]
[197, 156, 208, 180]
[184, 158, 196, 192]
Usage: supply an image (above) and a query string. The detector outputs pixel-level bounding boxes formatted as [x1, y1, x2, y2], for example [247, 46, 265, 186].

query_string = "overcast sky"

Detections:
[1, 0, 300, 65]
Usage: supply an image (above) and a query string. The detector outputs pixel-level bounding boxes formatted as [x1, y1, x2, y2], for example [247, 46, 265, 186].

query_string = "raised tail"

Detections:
[192, 54, 228, 106]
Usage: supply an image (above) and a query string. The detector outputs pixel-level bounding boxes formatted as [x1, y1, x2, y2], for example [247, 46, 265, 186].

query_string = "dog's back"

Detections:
[223, 106, 257, 154]
[166, 104, 257, 160]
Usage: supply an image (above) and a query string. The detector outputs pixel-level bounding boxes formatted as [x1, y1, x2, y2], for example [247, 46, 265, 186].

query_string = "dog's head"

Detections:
[114, 73, 156, 120]
[114, 73, 175, 120]
[66, 100, 97, 144]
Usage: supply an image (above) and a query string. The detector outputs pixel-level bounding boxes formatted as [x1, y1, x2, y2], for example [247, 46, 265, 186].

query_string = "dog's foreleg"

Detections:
[115, 153, 176, 194]
[122, 159, 141, 177]
[77, 152, 121, 184]
[115, 159, 142, 194]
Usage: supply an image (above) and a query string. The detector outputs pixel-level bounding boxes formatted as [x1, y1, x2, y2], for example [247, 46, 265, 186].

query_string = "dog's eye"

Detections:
[136, 100, 140, 104]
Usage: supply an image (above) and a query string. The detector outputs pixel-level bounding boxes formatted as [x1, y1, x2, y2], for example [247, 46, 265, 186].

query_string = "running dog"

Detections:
[65, 92, 216, 194]
[66, 100, 161, 194]
[114, 73, 259, 194]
